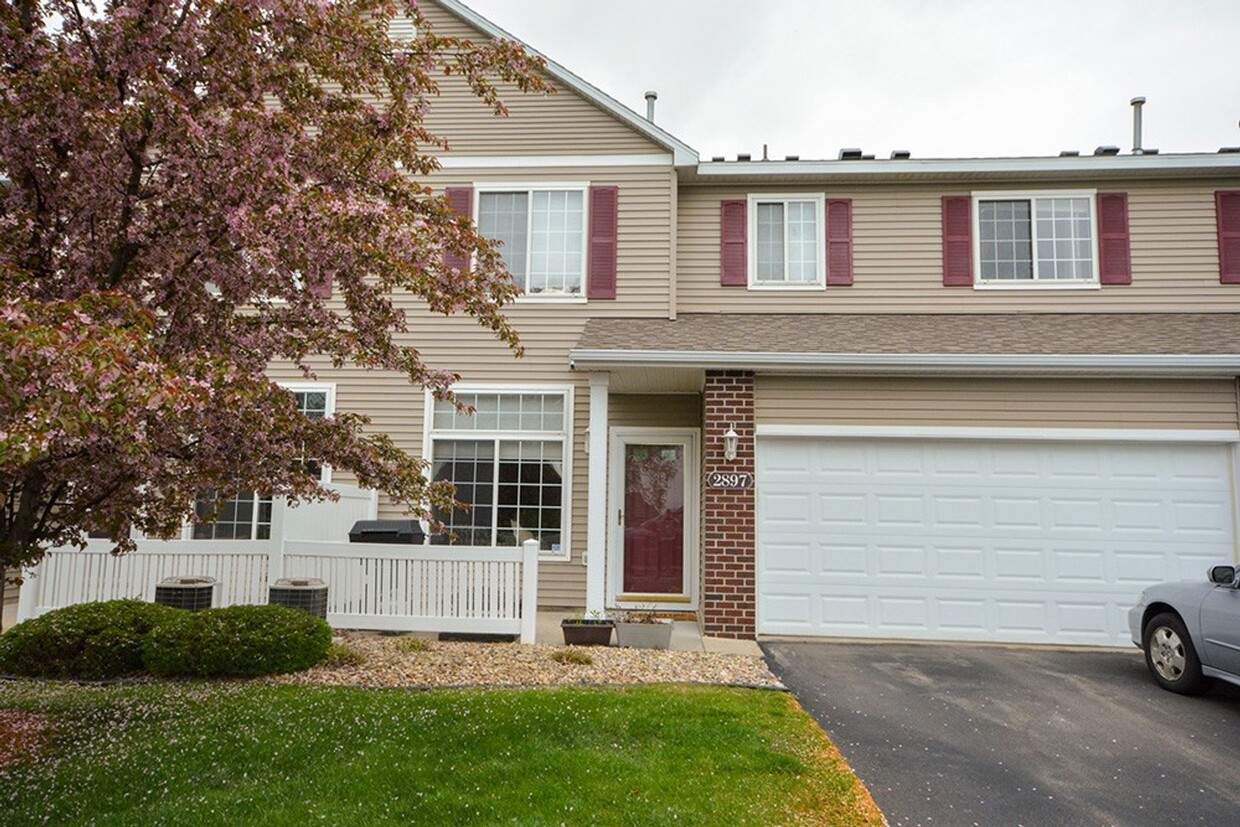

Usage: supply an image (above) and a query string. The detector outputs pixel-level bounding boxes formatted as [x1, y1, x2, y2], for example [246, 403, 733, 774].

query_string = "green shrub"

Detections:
[142, 604, 331, 678]
[0, 600, 182, 680]
[391, 635, 429, 654]
[551, 648, 593, 666]
[323, 641, 366, 668]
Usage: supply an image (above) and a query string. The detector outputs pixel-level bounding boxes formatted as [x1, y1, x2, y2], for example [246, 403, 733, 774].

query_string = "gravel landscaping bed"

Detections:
[270, 633, 784, 690]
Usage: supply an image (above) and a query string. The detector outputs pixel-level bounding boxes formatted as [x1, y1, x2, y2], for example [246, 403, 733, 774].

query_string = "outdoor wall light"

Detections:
[723, 426, 739, 462]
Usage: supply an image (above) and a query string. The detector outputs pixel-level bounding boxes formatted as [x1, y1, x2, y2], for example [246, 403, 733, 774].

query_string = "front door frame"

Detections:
[607, 427, 700, 612]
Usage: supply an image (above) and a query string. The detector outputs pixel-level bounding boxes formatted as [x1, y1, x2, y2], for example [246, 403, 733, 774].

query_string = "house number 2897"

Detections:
[706, 471, 754, 489]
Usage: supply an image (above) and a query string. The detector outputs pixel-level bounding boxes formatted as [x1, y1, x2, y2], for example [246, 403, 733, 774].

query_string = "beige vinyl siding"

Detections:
[269, 359, 590, 607]
[417, 3, 666, 157]
[754, 376, 1240, 430]
[678, 181, 1239, 313]
[610, 394, 703, 429]
[268, 162, 674, 607]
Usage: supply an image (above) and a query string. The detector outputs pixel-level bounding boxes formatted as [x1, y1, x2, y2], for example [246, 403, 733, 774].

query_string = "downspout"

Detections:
[668, 168, 678, 321]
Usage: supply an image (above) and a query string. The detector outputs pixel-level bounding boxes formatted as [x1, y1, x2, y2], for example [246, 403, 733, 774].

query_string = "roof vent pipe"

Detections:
[1131, 96, 1146, 154]
[644, 90, 657, 122]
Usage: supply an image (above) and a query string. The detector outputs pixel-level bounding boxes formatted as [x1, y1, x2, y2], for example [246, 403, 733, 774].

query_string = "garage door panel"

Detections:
[1173, 500, 1231, 534]
[820, 494, 867, 525]
[757, 437, 1238, 646]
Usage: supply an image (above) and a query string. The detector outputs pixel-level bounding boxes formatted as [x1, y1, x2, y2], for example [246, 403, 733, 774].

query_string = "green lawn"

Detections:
[0, 681, 881, 826]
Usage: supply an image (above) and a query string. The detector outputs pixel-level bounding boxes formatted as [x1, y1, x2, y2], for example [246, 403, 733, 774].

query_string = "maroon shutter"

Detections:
[1097, 192, 1132, 285]
[587, 185, 618, 299]
[444, 186, 473, 274]
[720, 199, 748, 286]
[941, 196, 973, 286]
[825, 198, 854, 286]
[1218, 191, 1240, 284]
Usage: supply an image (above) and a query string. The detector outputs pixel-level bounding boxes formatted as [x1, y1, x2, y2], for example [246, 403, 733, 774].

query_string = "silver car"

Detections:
[1129, 565, 1240, 695]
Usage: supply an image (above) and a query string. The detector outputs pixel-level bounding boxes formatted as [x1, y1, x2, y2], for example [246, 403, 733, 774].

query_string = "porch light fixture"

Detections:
[723, 426, 739, 462]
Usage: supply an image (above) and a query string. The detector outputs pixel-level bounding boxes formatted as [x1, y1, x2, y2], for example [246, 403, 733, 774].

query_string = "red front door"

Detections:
[622, 443, 685, 594]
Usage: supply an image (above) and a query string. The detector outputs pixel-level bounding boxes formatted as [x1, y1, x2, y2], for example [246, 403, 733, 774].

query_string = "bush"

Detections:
[551, 648, 593, 666]
[323, 641, 366, 668]
[0, 600, 182, 680]
[142, 604, 332, 678]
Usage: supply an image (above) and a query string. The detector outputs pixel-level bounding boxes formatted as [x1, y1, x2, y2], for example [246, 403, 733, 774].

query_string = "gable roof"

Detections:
[571, 313, 1240, 377]
[435, 0, 698, 168]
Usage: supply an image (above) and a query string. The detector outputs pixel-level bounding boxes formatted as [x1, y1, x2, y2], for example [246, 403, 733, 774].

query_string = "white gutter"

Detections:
[691, 152, 1240, 180]
[437, 0, 699, 168]
[568, 349, 1240, 378]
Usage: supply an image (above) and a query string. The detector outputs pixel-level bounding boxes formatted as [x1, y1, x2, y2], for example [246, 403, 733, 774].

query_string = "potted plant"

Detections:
[560, 613, 614, 646]
[613, 608, 674, 649]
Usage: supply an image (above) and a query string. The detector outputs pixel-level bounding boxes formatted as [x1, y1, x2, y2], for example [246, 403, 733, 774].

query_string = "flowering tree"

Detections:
[0, 0, 550, 616]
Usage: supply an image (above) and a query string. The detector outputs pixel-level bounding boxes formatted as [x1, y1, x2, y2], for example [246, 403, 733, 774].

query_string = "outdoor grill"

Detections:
[348, 519, 424, 544]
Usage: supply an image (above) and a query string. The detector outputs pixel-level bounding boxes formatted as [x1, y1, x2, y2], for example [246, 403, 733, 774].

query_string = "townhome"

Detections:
[22, 0, 1240, 646]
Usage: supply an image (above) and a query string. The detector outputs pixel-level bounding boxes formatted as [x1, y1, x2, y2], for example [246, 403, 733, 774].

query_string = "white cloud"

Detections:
[463, 0, 1240, 158]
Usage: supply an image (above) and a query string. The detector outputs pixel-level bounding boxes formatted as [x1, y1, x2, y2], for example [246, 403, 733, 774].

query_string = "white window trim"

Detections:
[421, 383, 575, 561]
[473, 182, 591, 304]
[972, 190, 1101, 290]
[746, 193, 827, 291]
[280, 382, 337, 485]
[183, 382, 337, 540]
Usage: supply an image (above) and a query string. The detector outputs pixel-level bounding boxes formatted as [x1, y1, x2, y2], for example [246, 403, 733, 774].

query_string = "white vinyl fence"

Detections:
[15, 489, 540, 643]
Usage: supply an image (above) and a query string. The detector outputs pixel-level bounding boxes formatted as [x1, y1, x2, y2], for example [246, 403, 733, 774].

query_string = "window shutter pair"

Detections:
[443, 185, 618, 300]
[941, 194, 1133, 285]
[718, 199, 854, 286]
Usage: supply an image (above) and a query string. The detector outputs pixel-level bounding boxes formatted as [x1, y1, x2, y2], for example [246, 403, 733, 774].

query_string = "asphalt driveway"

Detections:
[762, 640, 1240, 827]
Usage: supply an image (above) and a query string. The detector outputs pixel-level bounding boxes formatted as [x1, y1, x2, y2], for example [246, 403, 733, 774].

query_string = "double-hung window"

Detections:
[426, 388, 571, 558]
[748, 195, 825, 288]
[191, 384, 333, 540]
[975, 192, 1098, 285]
[477, 186, 586, 298]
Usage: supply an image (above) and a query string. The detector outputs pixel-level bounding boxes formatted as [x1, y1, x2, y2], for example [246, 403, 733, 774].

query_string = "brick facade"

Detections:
[701, 370, 756, 638]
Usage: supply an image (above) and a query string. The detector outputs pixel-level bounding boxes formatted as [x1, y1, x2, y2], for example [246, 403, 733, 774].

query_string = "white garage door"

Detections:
[757, 437, 1237, 646]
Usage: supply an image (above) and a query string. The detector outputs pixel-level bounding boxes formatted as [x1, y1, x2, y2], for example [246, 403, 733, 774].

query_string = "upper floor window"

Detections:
[975, 192, 1097, 286]
[477, 186, 586, 298]
[748, 195, 825, 288]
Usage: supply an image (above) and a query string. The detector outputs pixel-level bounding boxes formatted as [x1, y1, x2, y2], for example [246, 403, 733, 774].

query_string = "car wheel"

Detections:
[1143, 612, 1210, 695]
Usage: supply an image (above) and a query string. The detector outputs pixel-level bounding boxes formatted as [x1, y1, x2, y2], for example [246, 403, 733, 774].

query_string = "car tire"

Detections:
[1143, 612, 1211, 695]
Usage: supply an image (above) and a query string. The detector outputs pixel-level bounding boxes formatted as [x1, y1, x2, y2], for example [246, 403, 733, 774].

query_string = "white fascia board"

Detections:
[692, 153, 1240, 180]
[437, 153, 673, 169]
[568, 349, 1240, 377]
[435, 0, 699, 168]
[756, 424, 1240, 443]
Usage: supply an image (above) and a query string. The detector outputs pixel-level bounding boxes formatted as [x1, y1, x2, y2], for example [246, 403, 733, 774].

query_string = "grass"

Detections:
[0, 682, 881, 826]
[550, 647, 594, 665]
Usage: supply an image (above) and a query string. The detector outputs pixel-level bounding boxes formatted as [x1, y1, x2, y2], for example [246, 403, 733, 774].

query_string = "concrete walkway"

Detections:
[536, 611, 762, 656]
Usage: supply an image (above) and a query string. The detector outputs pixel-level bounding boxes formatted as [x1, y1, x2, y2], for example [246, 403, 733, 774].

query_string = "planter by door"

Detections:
[561, 620, 614, 646]
[615, 620, 673, 649]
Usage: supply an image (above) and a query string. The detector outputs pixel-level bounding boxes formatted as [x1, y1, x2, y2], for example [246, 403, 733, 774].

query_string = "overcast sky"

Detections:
[462, 0, 1240, 160]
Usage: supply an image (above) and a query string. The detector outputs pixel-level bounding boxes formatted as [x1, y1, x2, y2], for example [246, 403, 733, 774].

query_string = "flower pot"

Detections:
[561, 619, 614, 646]
[614, 620, 673, 649]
